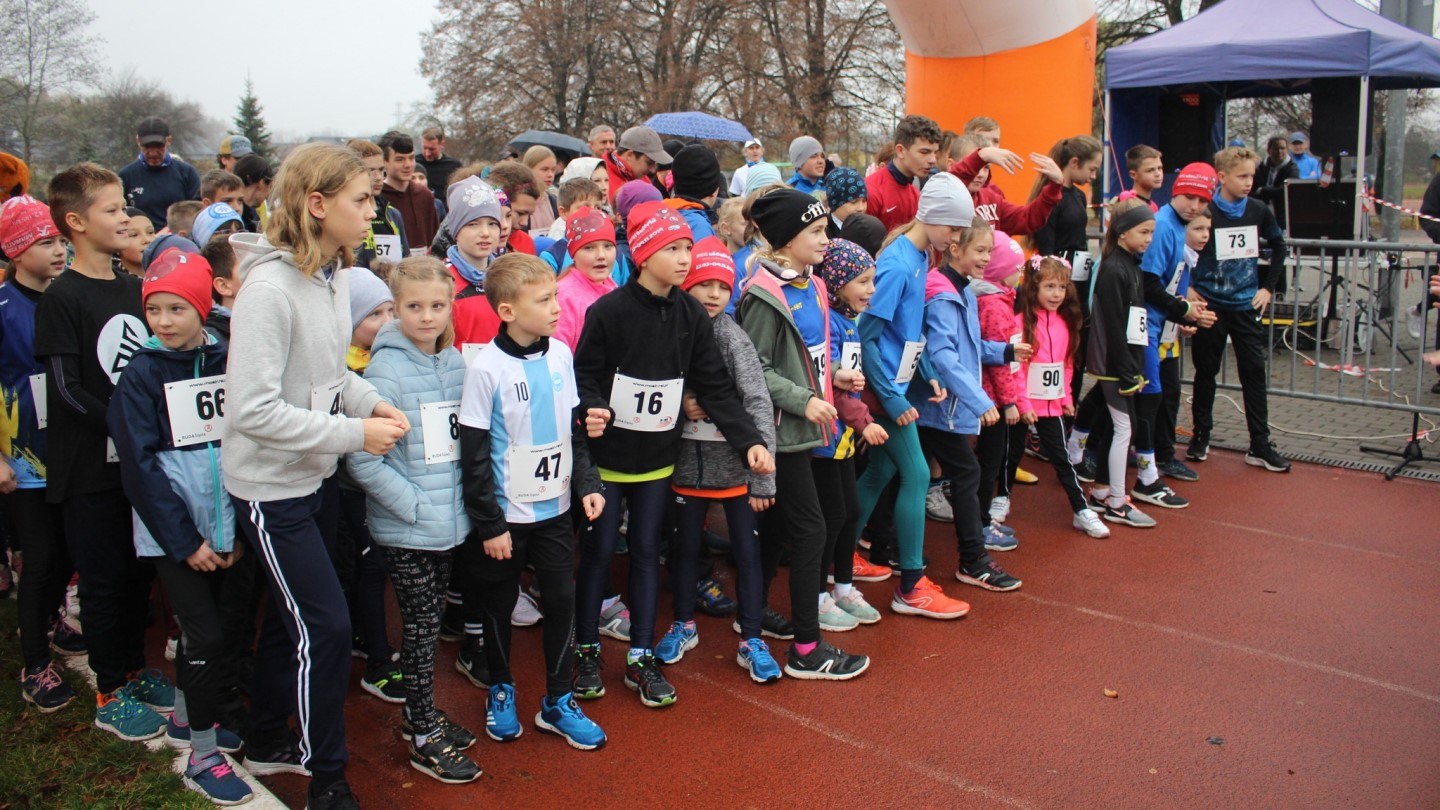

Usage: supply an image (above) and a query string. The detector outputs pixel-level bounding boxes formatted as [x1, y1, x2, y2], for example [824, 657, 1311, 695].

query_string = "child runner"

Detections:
[1, 196, 77, 712]
[443, 177, 505, 351]
[572, 202, 771, 707]
[226, 142, 409, 808]
[854, 172, 979, 616]
[738, 187, 872, 676]
[118, 208, 156, 276]
[1015, 255, 1111, 538]
[553, 207, 617, 351]
[657, 236, 779, 680]
[36, 164, 174, 741]
[109, 248, 252, 805]
[346, 256, 479, 784]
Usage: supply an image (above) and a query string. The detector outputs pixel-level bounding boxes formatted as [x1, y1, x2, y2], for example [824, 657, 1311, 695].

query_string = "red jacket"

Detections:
[604, 152, 638, 207]
[508, 229, 536, 256]
[448, 263, 501, 348]
[975, 284, 1028, 412]
[865, 162, 919, 232]
[950, 152, 1063, 236]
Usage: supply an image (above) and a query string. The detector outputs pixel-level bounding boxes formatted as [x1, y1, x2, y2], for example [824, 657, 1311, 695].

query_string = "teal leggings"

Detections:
[854, 417, 928, 573]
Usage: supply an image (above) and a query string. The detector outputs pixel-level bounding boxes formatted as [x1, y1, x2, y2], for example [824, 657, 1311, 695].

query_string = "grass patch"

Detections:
[0, 600, 209, 809]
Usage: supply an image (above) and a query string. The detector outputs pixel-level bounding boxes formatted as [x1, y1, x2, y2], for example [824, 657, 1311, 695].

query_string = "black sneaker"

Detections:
[307, 778, 359, 809]
[455, 638, 490, 689]
[732, 608, 795, 640]
[623, 655, 677, 708]
[401, 708, 476, 751]
[1245, 443, 1291, 473]
[242, 732, 310, 776]
[955, 559, 1022, 592]
[572, 644, 605, 700]
[439, 603, 465, 643]
[20, 662, 75, 713]
[361, 665, 406, 703]
[694, 576, 736, 616]
[1186, 429, 1210, 462]
[49, 619, 85, 657]
[1131, 480, 1190, 509]
[408, 736, 481, 784]
[1024, 429, 1048, 460]
[1157, 458, 1199, 482]
[782, 642, 870, 681]
[1074, 453, 1098, 483]
[350, 633, 367, 660]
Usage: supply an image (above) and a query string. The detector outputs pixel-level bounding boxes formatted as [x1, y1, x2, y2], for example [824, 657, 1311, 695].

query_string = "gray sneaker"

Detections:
[1100, 501, 1157, 528]
[598, 599, 631, 642]
[924, 483, 953, 522]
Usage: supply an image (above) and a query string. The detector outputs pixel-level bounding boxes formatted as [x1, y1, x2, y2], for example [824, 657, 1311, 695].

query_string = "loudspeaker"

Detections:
[1309, 77, 1372, 159]
[1284, 179, 1357, 243]
[1156, 92, 1220, 168]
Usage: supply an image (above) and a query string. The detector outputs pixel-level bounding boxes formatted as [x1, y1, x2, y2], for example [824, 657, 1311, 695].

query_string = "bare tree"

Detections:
[0, 0, 102, 161]
[50, 69, 222, 172]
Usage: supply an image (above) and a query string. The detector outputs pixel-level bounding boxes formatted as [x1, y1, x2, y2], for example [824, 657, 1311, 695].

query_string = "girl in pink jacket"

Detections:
[1017, 255, 1109, 538]
[553, 207, 618, 350]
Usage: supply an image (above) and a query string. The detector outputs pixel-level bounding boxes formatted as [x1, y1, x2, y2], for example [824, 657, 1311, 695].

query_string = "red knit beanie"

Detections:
[1173, 163, 1218, 201]
[682, 236, 736, 292]
[627, 201, 693, 268]
[143, 248, 215, 317]
[0, 195, 58, 258]
[565, 206, 616, 258]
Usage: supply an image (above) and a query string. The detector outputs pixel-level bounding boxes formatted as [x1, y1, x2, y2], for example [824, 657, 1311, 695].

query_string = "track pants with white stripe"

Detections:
[233, 476, 350, 780]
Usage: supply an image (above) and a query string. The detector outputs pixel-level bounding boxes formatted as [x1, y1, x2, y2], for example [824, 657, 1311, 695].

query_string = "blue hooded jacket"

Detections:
[913, 268, 1007, 436]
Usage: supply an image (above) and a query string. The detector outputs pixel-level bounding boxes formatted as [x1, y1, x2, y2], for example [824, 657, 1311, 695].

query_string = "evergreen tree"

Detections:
[233, 78, 272, 158]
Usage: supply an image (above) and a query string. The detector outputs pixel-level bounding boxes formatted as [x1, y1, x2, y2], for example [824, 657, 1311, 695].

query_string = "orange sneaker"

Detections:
[850, 552, 892, 583]
[890, 576, 970, 620]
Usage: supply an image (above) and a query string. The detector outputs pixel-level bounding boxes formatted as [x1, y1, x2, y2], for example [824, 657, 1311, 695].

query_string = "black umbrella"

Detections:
[506, 130, 591, 161]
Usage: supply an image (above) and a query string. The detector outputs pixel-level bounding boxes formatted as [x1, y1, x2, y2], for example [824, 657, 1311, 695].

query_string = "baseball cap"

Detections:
[219, 135, 254, 158]
[743, 138, 762, 149]
[618, 126, 673, 166]
[1289, 131, 1308, 143]
[137, 117, 170, 146]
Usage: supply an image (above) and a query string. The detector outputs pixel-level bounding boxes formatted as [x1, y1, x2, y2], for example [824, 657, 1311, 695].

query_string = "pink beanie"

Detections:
[983, 230, 1025, 284]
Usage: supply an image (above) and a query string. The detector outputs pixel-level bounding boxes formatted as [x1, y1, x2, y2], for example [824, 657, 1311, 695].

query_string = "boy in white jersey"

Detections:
[456, 253, 610, 749]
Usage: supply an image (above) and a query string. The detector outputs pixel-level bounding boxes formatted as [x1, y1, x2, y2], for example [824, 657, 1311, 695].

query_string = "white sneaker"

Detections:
[924, 484, 953, 522]
[1408, 304, 1423, 340]
[511, 589, 543, 626]
[164, 637, 178, 662]
[817, 593, 860, 632]
[1073, 509, 1111, 538]
[989, 495, 1011, 524]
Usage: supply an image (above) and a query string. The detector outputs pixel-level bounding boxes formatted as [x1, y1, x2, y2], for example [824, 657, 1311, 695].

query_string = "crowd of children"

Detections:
[0, 110, 1335, 808]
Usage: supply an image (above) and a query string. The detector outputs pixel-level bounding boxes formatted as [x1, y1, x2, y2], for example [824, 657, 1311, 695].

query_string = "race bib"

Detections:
[373, 234, 401, 261]
[1027, 362, 1065, 400]
[106, 437, 118, 464]
[461, 343, 485, 366]
[895, 340, 924, 385]
[163, 375, 227, 448]
[1009, 333, 1022, 374]
[311, 376, 346, 415]
[506, 439, 571, 503]
[28, 373, 46, 429]
[1126, 306, 1149, 345]
[681, 417, 725, 442]
[807, 343, 828, 385]
[1070, 251, 1093, 282]
[419, 400, 461, 464]
[1215, 226, 1259, 261]
[610, 373, 683, 432]
[839, 341, 861, 372]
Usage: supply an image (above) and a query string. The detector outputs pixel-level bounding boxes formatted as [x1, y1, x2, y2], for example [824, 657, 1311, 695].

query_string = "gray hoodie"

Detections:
[223, 233, 384, 502]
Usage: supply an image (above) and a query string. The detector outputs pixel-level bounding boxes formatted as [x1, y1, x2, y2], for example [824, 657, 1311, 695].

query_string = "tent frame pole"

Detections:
[1354, 74, 1370, 240]
[1103, 89, 1113, 201]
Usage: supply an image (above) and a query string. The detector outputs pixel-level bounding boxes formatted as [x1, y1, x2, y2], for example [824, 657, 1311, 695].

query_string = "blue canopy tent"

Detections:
[1104, 0, 1440, 234]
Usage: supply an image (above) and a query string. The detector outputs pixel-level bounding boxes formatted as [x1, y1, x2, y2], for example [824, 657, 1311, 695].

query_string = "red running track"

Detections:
[244, 451, 1439, 809]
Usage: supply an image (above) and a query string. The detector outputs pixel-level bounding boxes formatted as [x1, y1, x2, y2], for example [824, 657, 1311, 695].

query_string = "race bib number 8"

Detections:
[419, 401, 461, 464]
[610, 373, 683, 432]
[164, 375, 227, 447]
[507, 439, 571, 503]
[1215, 226, 1259, 261]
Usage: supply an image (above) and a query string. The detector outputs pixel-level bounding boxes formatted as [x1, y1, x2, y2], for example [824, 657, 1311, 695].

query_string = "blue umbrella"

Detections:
[507, 129, 591, 161]
[643, 112, 754, 143]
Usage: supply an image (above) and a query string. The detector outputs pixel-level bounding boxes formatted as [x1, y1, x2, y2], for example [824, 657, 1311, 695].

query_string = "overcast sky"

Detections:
[92, 1, 437, 140]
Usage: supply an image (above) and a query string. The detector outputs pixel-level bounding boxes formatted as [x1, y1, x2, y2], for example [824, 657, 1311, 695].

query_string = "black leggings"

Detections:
[974, 422, 1008, 526]
[336, 486, 393, 664]
[154, 556, 241, 733]
[577, 478, 670, 650]
[1156, 356, 1182, 463]
[1033, 417, 1089, 513]
[384, 546, 452, 733]
[1133, 392, 1161, 455]
[7, 488, 71, 671]
[671, 493, 761, 637]
[916, 427, 988, 569]
[760, 452, 829, 646]
[466, 514, 576, 698]
[64, 487, 152, 695]
[810, 456, 858, 586]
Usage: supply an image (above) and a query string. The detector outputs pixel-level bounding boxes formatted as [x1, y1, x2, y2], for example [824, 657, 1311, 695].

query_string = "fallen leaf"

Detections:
[1103, 688, 1119, 698]
[1207, 736, 1225, 746]
[1288, 770, 1295, 775]
[402, 782, 414, 789]
[1149, 768, 1157, 774]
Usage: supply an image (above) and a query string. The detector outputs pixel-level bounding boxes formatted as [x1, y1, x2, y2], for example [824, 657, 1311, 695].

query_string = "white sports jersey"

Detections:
[458, 340, 580, 524]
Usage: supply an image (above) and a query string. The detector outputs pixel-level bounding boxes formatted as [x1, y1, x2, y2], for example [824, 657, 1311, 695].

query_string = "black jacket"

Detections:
[1253, 157, 1300, 226]
[1087, 247, 1147, 390]
[573, 276, 765, 475]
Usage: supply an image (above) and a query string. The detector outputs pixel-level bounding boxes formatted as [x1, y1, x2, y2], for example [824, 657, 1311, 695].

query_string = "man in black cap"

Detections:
[119, 116, 200, 225]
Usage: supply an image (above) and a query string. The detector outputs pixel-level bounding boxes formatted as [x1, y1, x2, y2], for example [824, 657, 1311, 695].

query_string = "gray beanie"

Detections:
[348, 266, 393, 332]
[915, 172, 975, 227]
[788, 136, 824, 169]
[442, 177, 503, 238]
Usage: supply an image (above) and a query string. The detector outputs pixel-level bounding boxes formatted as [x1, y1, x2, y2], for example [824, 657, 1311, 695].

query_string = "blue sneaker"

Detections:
[122, 668, 176, 712]
[535, 694, 607, 750]
[166, 716, 243, 753]
[485, 683, 522, 741]
[988, 522, 1016, 536]
[183, 751, 253, 806]
[694, 577, 736, 617]
[982, 524, 1018, 552]
[94, 691, 165, 741]
[737, 638, 782, 684]
[654, 621, 698, 665]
